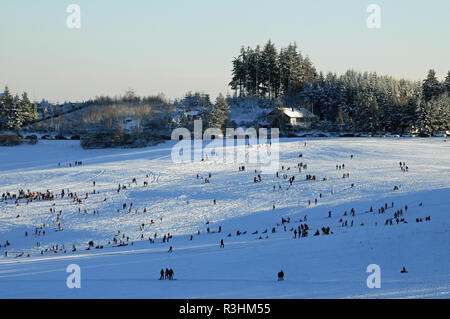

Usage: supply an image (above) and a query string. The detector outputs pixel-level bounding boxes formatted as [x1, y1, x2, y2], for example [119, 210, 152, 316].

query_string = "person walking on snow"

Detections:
[278, 270, 284, 281]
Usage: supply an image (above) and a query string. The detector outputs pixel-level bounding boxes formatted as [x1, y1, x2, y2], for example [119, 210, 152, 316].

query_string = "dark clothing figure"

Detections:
[278, 270, 284, 281]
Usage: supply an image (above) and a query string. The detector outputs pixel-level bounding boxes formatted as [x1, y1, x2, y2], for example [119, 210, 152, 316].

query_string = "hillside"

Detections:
[0, 138, 449, 298]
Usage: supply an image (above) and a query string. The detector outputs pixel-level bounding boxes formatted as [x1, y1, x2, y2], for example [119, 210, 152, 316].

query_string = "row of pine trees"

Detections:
[229, 41, 450, 134]
[0, 86, 38, 130]
[299, 69, 450, 134]
[1, 41, 449, 135]
[229, 41, 317, 99]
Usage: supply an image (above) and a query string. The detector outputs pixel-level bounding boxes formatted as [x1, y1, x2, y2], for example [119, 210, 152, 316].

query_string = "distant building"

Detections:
[264, 107, 318, 129]
[185, 110, 201, 121]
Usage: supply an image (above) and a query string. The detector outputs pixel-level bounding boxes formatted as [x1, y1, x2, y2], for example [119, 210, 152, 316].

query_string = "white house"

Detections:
[265, 107, 318, 128]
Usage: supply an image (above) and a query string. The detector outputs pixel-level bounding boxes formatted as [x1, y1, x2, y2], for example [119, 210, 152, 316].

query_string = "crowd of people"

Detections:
[0, 144, 431, 284]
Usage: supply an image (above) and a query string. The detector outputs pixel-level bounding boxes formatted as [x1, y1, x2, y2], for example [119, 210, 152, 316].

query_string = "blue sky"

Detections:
[0, 0, 449, 102]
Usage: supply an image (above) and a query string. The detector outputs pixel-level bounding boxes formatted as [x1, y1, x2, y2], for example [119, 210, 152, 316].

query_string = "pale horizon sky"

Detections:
[1, 0, 449, 103]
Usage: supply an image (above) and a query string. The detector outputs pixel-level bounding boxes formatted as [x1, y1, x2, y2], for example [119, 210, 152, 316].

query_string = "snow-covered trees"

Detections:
[0, 86, 13, 130]
[229, 41, 317, 100]
[0, 86, 38, 131]
[233, 60, 448, 134]
[261, 40, 280, 100]
[229, 42, 449, 135]
[207, 94, 230, 130]
[20, 92, 38, 126]
[417, 92, 450, 135]
[296, 70, 422, 133]
[175, 92, 211, 112]
[444, 71, 450, 97]
[416, 70, 450, 135]
[422, 70, 443, 102]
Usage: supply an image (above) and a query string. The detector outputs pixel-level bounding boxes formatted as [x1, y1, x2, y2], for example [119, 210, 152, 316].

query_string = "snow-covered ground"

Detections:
[0, 138, 449, 298]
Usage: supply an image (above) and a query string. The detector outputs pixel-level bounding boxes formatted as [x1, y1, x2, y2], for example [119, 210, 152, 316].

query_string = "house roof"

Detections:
[266, 107, 317, 119]
[185, 110, 200, 116]
[282, 108, 303, 118]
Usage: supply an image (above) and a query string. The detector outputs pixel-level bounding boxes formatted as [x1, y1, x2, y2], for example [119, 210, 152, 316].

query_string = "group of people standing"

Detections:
[160, 268, 174, 280]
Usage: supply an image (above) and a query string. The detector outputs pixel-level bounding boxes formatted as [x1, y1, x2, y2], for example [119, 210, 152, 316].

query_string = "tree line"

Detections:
[2, 41, 449, 136]
[176, 92, 230, 132]
[229, 41, 450, 135]
[229, 41, 317, 100]
[0, 86, 38, 131]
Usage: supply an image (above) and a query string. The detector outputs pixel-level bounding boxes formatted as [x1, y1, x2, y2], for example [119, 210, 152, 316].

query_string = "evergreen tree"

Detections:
[0, 86, 13, 130]
[11, 94, 23, 129]
[229, 42, 318, 103]
[207, 94, 230, 130]
[1, 86, 40, 131]
[422, 69, 442, 102]
[444, 71, 450, 97]
[417, 98, 436, 136]
[429, 94, 450, 132]
[176, 92, 211, 111]
[230, 54, 244, 97]
[20, 92, 38, 125]
[261, 40, 280, 100]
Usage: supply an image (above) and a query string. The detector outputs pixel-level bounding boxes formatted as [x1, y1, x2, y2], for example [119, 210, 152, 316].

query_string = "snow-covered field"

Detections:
[0, 138, 449, 298]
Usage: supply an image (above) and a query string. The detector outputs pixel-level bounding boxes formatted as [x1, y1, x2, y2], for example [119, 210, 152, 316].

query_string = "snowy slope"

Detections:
[0, 138, 449, 298]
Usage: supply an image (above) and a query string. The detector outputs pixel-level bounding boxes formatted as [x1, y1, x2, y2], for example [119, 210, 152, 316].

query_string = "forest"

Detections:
[1, 41, 449, 137]
[228, 41, 450, 134]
